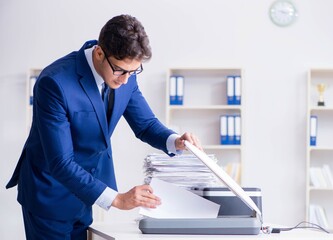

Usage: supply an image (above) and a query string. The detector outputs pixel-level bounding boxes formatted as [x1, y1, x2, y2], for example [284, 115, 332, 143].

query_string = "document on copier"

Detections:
[139, 178, 220, 219]
[184, 141, 262, 220]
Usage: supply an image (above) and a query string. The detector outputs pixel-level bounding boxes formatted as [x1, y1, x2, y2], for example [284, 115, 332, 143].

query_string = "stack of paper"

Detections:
[143, 153, 220, 189]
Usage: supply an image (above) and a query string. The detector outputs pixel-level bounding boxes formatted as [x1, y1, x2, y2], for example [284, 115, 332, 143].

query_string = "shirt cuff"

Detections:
[94, 187, 118, 211]
[166, 133, 183, 155]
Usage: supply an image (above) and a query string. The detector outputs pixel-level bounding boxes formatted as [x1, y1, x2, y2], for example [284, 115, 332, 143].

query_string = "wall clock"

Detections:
[269, 1, 298, 27]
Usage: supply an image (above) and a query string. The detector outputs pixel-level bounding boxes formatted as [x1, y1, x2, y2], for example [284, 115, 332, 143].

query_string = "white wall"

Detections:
[1, 0, 333, 238]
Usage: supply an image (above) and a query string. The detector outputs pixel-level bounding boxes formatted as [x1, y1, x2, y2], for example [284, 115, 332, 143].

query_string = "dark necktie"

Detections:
[107, 88, 115, 122]
[102, 83, 114, 123]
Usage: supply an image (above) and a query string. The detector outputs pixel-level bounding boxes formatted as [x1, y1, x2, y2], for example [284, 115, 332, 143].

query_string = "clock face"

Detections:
[269, 1, 297, 27]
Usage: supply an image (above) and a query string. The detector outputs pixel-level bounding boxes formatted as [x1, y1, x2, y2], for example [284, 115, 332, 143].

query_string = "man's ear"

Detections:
[94, 46, 104, 60]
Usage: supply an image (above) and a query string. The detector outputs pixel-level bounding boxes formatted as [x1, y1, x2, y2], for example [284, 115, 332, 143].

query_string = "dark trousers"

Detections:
[22, 206, 92, 240]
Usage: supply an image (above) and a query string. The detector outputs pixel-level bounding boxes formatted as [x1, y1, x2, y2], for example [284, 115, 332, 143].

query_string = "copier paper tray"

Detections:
[139, 216, 261, 235]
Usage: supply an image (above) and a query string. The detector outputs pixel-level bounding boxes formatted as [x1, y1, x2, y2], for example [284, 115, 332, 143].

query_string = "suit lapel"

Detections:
[80, 76, 109, 140]
[108, 75, 136, 134]
[76, 41, 110, 143]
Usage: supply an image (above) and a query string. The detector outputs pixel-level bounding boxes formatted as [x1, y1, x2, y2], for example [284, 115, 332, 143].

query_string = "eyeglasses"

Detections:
[101, 49, 143, 76]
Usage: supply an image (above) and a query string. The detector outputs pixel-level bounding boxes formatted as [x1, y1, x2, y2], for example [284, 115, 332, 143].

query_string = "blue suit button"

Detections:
[90, 168, 96, 174]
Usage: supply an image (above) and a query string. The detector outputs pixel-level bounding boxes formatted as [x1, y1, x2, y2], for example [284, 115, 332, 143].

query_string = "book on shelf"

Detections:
[309, 165, 333, 188]
[220, 114, 241, 145]
[227, 76, 234, 105]
[169, 76, 177, 105]
[220, 115, 228, 144]
[224, 162, 241, 184]
[29, 75, 38, 106]
[309, 204, 330, 229]
[227, 115, 235, 144]
[234, 76, 241, 105]
[169, 75, 184, 105]
[310, 115, 317, 146]
[322, 165, 333, 188]
[234, 115, 241, 145]
[176, 75, 184, 105]
[226, 75, 241, 105]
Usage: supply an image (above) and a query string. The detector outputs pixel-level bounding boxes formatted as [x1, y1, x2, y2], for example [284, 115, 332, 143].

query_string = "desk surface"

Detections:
[88, 221, 332, 240]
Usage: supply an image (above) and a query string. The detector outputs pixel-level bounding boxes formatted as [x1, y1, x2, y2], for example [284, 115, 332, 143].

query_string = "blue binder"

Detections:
[310, 116, 317, 146]
[220, 115, 228, 144]
[234, 115, 241, 145]
[234, 76, 241, 105]
[169, 76, 177, 105]
[220, 115, 241, 145]
[169, 75, 184, 105]
[29, 76, 37, 105]
[227, 76, 234, 105]
[227, 115, 235, 144]
[176, 76, 184, 105]
[227, 75, 241, 105]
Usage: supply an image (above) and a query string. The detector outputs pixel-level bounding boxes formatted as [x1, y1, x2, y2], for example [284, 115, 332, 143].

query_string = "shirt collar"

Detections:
[84, 45, 105, 94]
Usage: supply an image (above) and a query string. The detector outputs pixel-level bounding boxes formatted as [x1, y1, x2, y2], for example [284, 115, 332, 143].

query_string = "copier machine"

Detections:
[139, 141, 263, 235]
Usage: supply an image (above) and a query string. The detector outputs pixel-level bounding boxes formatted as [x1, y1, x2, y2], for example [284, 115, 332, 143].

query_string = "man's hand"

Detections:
[112, 184, 161, 210]
[175, 132, 203, 151]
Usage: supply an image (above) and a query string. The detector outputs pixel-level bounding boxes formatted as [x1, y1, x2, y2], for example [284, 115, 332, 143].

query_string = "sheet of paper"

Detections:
[139, 178, 220, 219]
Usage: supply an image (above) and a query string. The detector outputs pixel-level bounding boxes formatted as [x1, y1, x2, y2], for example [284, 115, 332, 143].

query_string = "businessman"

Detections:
[6, 14, 201, 239]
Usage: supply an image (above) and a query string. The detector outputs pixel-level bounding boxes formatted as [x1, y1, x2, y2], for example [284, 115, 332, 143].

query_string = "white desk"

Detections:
[88, 221, 332, 240]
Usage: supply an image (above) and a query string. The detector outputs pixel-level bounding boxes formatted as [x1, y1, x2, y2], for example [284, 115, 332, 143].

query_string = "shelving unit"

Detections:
[165, 68, 244, 184]
[26, 68, 42, 133]
[306, 69, 333, 231]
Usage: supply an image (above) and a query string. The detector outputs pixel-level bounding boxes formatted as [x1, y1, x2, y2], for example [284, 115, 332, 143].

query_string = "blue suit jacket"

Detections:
[6, 40, 174, 221]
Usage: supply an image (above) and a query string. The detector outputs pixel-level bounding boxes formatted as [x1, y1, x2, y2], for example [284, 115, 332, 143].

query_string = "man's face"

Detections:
[103, 56, 142, 89]
[95, 46, 142, 89]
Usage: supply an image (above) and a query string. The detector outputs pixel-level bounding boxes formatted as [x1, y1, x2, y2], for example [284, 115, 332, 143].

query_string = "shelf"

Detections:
[168, 68, 242, 76]
[166, 67, 243, 184]
[309, 147, 333, 151]
[168, 105, 242, 111]
[203, 145, 242, 150]
[309, 187, 333, 191]
[310, 107, 333, 112]
[306, 68, 333, 229]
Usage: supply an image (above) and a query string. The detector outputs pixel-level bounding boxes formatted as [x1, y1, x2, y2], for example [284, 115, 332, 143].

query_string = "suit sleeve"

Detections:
[123, 79, 175, 154]
[35, 76, 107, 205]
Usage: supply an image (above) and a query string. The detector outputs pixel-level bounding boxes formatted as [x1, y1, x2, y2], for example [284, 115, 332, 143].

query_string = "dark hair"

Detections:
[98, 14, 152, 61]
